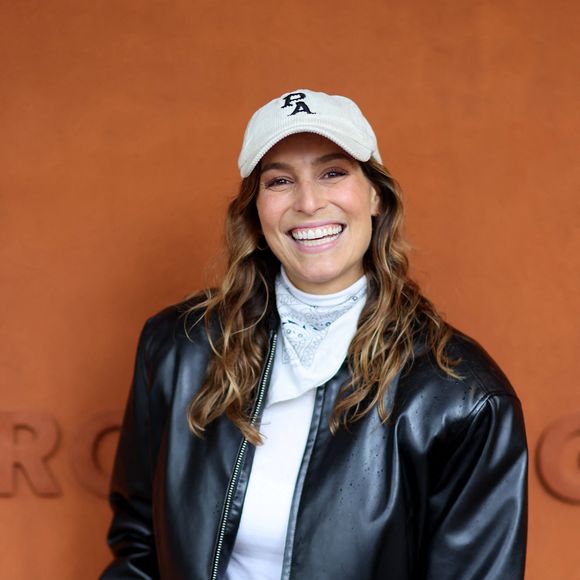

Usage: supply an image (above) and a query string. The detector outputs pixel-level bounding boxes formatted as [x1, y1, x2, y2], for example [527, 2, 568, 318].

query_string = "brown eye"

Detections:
[266, 177, 291, 188]
[323, 169, 347, 179]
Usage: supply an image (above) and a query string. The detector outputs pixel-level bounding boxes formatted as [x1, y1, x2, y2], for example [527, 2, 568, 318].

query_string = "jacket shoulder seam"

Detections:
[449, 391, 520, 446]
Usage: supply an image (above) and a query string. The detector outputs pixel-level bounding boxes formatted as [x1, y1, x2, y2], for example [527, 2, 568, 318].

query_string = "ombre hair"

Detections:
[186, 158, 458, 445]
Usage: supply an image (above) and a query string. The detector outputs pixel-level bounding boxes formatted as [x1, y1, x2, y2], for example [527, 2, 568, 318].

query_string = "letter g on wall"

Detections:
[536, 412, 580, 504]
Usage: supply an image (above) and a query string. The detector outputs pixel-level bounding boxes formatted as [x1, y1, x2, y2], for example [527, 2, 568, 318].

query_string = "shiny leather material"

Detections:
[102, 303, 528, 579]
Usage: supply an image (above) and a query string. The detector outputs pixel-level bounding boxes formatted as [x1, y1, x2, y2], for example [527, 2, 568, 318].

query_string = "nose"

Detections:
[293, 180, 327, 215]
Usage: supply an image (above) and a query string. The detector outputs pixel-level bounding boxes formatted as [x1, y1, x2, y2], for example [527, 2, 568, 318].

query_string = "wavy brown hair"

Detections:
[186, 158, 458, 445]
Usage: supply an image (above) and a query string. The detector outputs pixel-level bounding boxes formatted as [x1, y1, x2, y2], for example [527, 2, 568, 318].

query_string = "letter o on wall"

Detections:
[536, 412, 580, 504]
[70, 411, 122, 498]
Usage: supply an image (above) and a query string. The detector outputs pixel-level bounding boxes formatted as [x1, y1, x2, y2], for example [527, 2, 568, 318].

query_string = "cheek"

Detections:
[341, 190, 377, 223]
[255, 195, 269, 232]
[256, 195, 283, 234]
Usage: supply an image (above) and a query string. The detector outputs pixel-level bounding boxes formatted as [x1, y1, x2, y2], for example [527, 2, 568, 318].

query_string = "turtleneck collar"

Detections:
[275, 268, 367, 368]
[278, 267, 367, 309]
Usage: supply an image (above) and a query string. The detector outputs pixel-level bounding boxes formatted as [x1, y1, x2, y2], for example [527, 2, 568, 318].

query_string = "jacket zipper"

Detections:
[209, 331, 278, 580]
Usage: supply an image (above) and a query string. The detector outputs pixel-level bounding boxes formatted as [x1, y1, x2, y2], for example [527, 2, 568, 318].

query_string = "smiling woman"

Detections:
[102, 90, 528, 580]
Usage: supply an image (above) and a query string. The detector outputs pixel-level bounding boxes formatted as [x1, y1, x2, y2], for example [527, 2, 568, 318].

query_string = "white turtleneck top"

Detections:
[224, 269, 367, 580]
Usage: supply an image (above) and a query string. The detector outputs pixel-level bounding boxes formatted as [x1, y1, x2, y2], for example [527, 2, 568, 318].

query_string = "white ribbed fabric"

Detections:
[224, 270, 367, 580]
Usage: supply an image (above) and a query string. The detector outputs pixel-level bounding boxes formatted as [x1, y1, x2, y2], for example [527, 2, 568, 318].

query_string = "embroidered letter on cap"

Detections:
[281, 92, 315, 116]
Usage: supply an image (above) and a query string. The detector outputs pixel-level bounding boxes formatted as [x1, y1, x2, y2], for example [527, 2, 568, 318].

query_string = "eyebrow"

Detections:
[260, 152, 355, 174]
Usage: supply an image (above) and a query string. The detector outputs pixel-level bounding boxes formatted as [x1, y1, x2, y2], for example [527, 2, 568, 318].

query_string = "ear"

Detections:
[369, 184, 381, 216]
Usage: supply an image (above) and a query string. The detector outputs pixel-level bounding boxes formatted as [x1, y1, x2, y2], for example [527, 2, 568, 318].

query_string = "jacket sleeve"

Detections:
[421, 394, 528, 580]
[101, 320, 160, 579]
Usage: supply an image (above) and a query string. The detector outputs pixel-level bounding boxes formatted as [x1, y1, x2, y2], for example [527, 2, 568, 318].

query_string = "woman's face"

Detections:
[256, 132, 380, 294]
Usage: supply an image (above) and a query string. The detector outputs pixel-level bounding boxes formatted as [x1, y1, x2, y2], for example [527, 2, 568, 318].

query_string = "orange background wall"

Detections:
[1, 1, 579, 578]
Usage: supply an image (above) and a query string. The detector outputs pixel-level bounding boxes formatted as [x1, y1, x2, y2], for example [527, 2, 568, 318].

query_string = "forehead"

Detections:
[261, 132, 352, 166]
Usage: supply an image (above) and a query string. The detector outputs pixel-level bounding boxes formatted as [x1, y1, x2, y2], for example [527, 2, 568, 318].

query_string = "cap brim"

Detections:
[239, 126, 376, 178]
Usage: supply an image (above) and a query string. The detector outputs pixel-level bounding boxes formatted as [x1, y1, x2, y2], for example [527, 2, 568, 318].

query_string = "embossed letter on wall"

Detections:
[0, 411, 61, 496]
[536, 413, 580, 504]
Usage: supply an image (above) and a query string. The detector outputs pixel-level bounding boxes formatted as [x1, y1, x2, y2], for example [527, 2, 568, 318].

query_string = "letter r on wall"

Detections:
[0, 411, 61, 496]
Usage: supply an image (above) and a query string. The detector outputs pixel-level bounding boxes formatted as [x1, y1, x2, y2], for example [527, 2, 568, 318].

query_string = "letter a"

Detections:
[288, 101, 315, 116]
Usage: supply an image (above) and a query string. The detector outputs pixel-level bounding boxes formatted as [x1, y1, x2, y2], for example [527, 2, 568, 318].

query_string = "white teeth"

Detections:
[298, 234, 341, 246]
[291, 225, 343, 241]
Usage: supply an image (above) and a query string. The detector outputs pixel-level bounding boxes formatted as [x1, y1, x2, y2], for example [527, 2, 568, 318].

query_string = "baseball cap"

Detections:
[237, 89, 382, 178]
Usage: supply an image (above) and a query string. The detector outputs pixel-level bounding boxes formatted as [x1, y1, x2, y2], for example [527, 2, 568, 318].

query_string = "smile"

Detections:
[290, 224, 344, 246]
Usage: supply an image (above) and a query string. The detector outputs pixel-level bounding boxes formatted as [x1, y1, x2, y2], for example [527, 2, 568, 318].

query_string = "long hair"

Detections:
[186, 158, 457, 445]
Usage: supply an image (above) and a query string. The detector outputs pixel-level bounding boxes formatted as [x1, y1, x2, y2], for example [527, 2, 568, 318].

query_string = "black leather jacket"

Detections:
[102, 303, 527, 580]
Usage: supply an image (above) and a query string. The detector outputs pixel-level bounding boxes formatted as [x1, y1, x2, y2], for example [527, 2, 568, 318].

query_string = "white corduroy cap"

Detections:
[237, 89, 382, 178]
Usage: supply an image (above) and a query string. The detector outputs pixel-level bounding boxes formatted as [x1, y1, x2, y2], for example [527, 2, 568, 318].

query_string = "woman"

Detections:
[102, 89, 527, 580]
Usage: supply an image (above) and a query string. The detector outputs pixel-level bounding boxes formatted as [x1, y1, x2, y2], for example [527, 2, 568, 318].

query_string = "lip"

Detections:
[291, 235, 342, 254]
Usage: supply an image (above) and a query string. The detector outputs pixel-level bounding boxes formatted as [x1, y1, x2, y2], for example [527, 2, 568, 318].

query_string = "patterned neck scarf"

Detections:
[275, 268, 367, 368]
